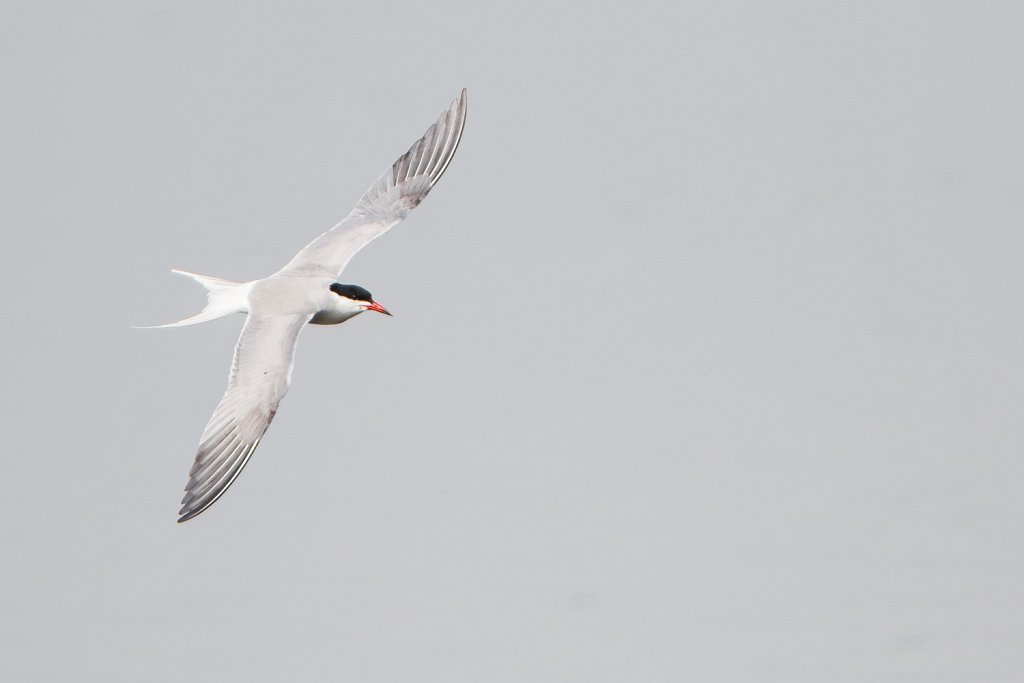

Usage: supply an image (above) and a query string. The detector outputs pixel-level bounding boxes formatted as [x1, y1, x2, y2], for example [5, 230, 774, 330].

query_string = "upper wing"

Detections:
[274, 89, 468, 279]
[177, 313, 311, 523]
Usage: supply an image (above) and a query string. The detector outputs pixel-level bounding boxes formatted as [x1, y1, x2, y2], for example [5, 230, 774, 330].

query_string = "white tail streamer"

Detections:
[135, 270, 249, 328]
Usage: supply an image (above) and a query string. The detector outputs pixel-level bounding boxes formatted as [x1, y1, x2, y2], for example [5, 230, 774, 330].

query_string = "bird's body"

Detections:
[250, 276, 351, 320]
[142, 90, 468, 522]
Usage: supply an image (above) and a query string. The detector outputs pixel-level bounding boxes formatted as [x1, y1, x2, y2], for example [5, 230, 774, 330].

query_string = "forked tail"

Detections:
[135, 269, 249, 328]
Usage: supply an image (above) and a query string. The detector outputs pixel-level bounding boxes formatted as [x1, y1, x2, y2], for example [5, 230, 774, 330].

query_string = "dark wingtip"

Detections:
[177, 499, 208, 523]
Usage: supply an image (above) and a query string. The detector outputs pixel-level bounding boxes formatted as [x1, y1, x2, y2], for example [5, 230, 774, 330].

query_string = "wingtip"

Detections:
[176, 507, 201, 524]
[449, 88, 467, 116]
[177, 495, 204, 523]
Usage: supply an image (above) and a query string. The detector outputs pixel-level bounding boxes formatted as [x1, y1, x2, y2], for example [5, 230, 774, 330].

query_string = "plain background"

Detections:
[2, 2, 1022, 680]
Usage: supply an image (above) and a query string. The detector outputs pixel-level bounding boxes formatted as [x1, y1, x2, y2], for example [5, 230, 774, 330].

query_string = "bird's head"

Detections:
[329, 282, 392, 317]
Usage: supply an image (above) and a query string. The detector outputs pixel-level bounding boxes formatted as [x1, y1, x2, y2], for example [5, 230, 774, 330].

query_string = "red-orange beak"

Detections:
[364, 301, 392, 316]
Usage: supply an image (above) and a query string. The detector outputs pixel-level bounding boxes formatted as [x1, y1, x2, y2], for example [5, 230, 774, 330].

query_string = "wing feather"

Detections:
[177, 314, 310, 522]
[274, 89, 467, 279]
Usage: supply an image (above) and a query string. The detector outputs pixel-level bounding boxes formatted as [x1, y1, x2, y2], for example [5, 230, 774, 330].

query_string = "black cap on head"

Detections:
[330, 283, 373, 302]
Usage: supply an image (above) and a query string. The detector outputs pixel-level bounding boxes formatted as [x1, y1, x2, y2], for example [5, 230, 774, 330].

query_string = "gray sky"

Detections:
[2, 1, 1022, 680]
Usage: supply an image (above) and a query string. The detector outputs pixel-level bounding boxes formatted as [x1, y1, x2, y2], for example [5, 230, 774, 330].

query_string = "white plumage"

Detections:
[143, 90, 468, 522]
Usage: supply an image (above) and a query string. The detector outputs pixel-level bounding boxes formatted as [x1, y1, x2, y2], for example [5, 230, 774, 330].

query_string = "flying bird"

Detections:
[142, 90, 467, 522]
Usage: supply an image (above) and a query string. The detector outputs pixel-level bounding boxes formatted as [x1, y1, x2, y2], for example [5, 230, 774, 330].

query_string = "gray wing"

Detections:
[177, 313, 311, 523]
[274, 89, 467, 279]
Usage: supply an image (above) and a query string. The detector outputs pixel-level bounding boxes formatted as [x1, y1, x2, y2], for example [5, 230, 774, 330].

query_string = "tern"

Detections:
[142, 90, 467, 523]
